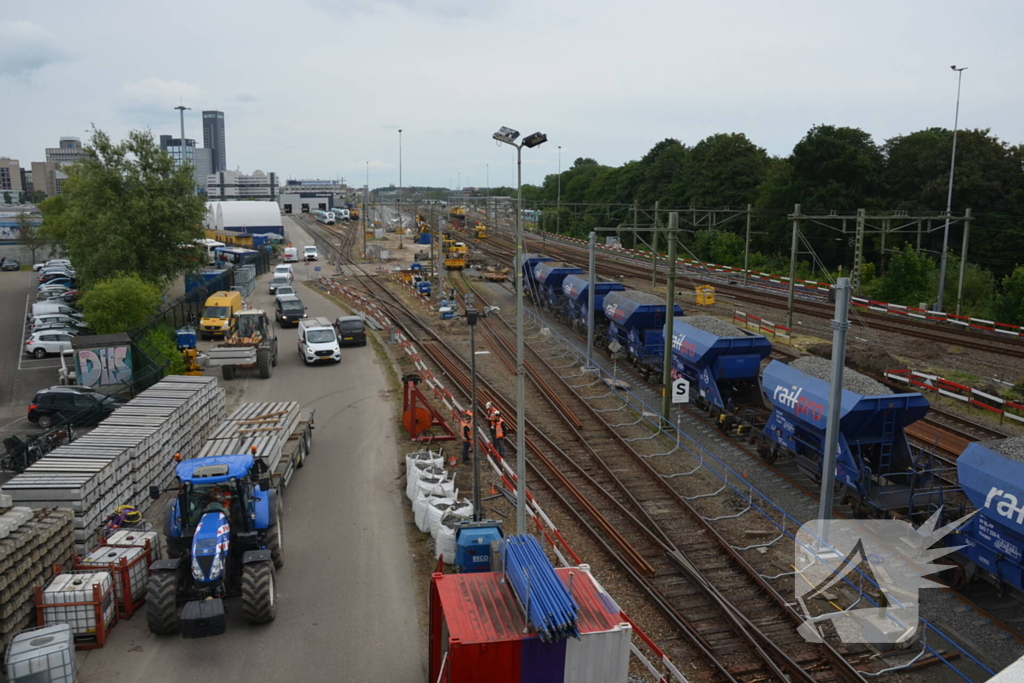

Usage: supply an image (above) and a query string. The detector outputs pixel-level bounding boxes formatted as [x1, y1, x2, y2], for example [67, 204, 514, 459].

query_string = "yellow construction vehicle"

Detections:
[443, 237, 468, 270]
[473, 222, 488, 239]
[449, 206, 466, 221]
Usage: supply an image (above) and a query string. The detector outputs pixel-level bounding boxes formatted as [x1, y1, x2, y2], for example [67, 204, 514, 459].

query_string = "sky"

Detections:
[2, 0, 1023, 191]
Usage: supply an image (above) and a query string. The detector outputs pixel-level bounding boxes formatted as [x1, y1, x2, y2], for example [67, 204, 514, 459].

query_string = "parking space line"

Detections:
[18, 292, 30, 371]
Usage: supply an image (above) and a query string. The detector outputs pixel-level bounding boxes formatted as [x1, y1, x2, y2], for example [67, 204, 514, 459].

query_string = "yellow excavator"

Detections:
[474, 222, 487, 239]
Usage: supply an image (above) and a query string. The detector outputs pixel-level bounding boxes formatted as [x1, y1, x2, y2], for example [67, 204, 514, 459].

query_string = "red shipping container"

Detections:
[429, 565, 630, 683]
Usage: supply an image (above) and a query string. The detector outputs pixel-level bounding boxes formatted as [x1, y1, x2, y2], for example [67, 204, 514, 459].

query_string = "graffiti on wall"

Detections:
[0, 227, 22, 240]
[76, 346, 133, 387]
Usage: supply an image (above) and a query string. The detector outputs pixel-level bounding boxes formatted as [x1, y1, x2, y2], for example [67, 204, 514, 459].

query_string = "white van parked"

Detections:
[297, 317, 341, 364]
[30, 302, 82, 320]
[283, 247, 299, 263]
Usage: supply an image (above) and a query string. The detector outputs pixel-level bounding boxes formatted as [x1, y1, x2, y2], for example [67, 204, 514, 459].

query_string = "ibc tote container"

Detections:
[4, 624, 76, 683]
[429, 565, 630, 683]
[39, 572, 116, 637]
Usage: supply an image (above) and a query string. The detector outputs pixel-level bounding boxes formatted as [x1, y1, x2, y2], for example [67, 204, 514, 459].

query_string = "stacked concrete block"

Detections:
[3, 376, 225, 556]
[197, 401, 301, 474]
[0, 508, 75, 669]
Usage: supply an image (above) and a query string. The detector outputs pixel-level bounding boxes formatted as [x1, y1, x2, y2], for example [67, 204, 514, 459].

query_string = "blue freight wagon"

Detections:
[669, 316, 772, 427]
[602, 289, 683, 378]
[533, 262, 584, 312]
[956, 442, 1024, 601]
[561, 275, 625, 333]
[519, 254, 554, 296]
[757, 360, 940, 514]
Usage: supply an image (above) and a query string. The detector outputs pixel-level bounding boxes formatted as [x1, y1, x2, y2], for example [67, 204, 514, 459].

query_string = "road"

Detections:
[78, 218, 426, 682]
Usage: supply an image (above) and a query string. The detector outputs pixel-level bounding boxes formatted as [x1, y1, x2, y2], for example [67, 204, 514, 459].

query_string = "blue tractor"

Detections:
[146, 452, 283, 637]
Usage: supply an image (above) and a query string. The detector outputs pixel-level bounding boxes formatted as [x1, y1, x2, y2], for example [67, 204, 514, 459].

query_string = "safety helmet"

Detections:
[485, 401, 492, 409]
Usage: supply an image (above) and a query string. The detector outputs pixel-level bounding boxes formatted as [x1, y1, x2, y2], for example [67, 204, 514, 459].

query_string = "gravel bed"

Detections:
[991, 436, 1024, 463]
[616, 288, 665, 305]
[790, 355, 892, 396]
[681, 314, 747, 338]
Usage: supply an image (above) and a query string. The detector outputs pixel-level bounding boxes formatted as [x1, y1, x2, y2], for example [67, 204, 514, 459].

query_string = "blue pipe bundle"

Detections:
[504, 535, 580, 642]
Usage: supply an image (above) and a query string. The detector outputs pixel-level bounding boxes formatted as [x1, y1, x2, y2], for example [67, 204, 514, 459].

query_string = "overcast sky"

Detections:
[2, 0, 1022, 191]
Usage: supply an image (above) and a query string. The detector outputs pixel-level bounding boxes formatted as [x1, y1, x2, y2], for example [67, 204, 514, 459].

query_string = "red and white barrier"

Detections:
[885, 369, 1024, 424]
[733, 310, 792, 340]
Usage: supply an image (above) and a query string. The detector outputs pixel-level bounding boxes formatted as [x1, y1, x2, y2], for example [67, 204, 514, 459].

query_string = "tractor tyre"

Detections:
[296, 438, 306, 469]
[147, 570, 179, 635]
[241, 561, 277, 624]
[258, 349, 272, 379]
[267, 499, 284, 568]
[222, 365, 235, 381]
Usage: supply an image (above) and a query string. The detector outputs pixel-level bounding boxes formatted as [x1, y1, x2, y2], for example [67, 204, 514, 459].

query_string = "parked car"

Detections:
[38, 278, 74, 291]
[334, 316, 367, 346]
[24, 330, 75, 358]
[33, 259, 71, 272]
[39, 266, 75, 279]
[269, 276, 290, 295]
[1, 257, 19, 272]
[27, 386, 126, 428]
[273, 264, 294, 282]
[274, 294, 306, 327]
[36, 285, 73, 300]
[31, 302, 82, 319]
[31, 323, 90, 336]
[31, 314, 90, 332]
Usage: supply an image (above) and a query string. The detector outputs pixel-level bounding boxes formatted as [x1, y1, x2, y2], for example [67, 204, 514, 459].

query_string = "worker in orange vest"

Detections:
[492, 411, 506, 457]
[484, 401, 498, 441]
[460, 410, 473, 464]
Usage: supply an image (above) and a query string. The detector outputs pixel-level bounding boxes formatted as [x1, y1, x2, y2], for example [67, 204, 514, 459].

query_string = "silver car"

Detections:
[269, 276, 290, 294]
[25, 330, 74, 358]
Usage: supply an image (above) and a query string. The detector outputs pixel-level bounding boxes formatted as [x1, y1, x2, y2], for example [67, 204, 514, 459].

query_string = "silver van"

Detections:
[30, 302, 81, 320]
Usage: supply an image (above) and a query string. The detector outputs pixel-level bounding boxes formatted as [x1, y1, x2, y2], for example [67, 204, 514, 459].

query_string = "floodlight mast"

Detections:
[492, 126, 547, 535]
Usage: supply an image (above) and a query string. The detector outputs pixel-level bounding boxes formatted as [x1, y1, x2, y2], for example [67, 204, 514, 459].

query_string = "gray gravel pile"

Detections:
[992, 436, 1024, 463]
[790, 356, 892, 396]
[682, 315, 745, 338]
[620, 289, 664, 305]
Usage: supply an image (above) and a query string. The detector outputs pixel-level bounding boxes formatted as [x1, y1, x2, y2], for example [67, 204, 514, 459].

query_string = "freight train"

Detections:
[519, 254, 1024, 601]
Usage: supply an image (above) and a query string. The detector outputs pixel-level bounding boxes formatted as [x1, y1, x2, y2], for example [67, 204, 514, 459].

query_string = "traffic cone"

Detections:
[448, 452, 457, 468]
[490, 482, 498, 495]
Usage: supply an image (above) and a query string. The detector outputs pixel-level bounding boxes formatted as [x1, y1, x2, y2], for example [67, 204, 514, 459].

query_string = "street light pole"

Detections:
[936, 65, 967, 312]
[174, 104, 191, 192]
[398, 129, 403, 249]
[492, 126, 547, 535]
[557, 145, 561, 235]
[466, 297, 483, 521]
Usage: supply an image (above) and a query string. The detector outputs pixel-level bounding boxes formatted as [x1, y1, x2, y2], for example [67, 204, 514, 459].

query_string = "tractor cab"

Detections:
[231, 310, 270, 343]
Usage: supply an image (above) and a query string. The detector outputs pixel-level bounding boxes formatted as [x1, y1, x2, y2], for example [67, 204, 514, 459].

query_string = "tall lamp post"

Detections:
[936, 65, 967, 312]
[174, 104, 191, 193]
[398, 129, 403, 248]
[556, 145, 562, 235]
[464, 297, 500, 521]
[492, 125, 548, 535]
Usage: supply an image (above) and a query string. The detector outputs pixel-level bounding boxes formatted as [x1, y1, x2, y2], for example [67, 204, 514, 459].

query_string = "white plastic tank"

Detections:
[5, 624, 76, 683]
[105, 528, 162, 560]
[79, 545, 149, 608]
[41, 573, 115, 636]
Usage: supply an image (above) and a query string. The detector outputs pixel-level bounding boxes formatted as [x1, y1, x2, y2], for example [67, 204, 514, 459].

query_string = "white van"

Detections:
[303, 245, 318, 261]
[274, 264, 294, 282]
[283, 247, 299, 263]
[298, 317, 341, 364]
[30, 302, 82, 320]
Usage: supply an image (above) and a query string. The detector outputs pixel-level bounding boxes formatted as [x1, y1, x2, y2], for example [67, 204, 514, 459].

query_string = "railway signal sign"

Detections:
[672, 378, 690, 404]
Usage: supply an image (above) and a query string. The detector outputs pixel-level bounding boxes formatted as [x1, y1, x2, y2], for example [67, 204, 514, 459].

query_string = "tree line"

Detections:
[486, 125, 1024, 320]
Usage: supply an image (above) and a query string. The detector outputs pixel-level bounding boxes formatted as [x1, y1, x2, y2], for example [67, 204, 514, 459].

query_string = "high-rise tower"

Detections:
[202, 111, 226, 173]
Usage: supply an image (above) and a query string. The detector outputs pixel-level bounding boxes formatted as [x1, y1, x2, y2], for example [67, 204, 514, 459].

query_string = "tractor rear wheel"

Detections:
[222, 365, 235, 381]
[147, 570, 179, 635]
[258, 348, 272, 379]
[241, 561, 277, 624]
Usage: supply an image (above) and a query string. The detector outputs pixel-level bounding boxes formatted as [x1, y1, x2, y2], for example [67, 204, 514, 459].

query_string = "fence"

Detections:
[885, 369, 1024, 424]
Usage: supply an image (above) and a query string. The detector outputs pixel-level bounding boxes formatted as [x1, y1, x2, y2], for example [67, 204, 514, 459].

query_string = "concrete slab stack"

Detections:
[197, 402, 301, 474]
[0, 507, 75, 668]
[2, 376, 225, 556]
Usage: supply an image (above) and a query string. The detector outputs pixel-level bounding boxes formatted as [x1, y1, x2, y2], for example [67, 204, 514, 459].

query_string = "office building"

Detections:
[194, 148, 213, 190]
[45, 137, 90, 167]
[206, 170, 278, 201]
[30, 161, 63, 196]
[279, 180, 347, 213]
[160, 135, 211, 189]
[1, 158, 24, 198]
[202, 111, 226, 173]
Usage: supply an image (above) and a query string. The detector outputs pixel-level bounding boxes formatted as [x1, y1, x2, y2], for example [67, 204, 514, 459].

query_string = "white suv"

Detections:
[25, 331, 74, 358]
[298, 317, 341, 364]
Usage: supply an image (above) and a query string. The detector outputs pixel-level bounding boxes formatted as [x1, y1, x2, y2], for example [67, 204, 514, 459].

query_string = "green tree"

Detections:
[872, 245, 936, 306]
[28, 190, 48, 204]
[78, 274, 163, 334]
[940, 255, 995, 318]
[994, 266, 1024, 326]
[680, 133, 769, 208]
[17, 212, 50, 265]
[3, 191, 10, 204]
[42, 127, 207, 288]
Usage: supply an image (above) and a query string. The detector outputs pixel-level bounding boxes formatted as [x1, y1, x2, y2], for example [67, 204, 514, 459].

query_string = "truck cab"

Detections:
[298, 316, 341, 364]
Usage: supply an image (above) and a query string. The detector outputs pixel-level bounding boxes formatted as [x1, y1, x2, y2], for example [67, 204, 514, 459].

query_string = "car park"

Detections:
[274, 285, 296, 299]
[273, 264, 294, 282]
[269, 276, 290, 295]
[334, 316, 367, 346]
[1, 257, 20, 271]
[275, 294, 307, 327]
[27, 386, 126, 428]
[24, 331, 75, 358]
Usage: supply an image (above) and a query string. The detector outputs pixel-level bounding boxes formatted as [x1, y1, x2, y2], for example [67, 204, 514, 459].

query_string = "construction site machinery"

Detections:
[474, 223, 487, 239]
[443, 237, 468, 270]
[147, 402, 314, 637]
[449, 206, 467, 225]
[147, 452, 280, 637]
[176, 326, 205, 376]
[205, 309, 278, 380]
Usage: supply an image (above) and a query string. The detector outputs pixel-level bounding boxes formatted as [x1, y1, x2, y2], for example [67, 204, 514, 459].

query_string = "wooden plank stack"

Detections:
[2, 376, 225, 556]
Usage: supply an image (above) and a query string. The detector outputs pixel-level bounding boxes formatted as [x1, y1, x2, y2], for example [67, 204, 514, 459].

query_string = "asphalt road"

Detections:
[78, 219, 426, 682]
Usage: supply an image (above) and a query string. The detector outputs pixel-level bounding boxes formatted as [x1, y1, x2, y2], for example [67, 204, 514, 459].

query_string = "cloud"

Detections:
[235, 90, 258, 103]
[0, 21, 73, 80]
[118, 77, 206, 116]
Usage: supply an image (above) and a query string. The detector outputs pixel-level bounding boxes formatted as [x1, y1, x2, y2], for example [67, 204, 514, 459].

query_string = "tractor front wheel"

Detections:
[241, 561, 277, 624]
[258, 349, 272, 379]
[147, 570, 179, 635]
